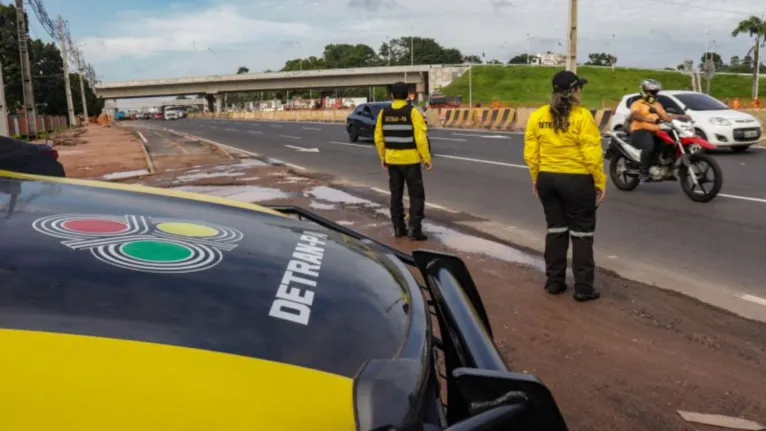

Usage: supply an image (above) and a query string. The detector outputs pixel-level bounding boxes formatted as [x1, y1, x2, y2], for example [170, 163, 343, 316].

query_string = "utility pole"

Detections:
[0, 58, 9, 136]
[58, 16, 76, 127]
[79, 71, 88, 122]
[16, 0, 37, 137]
[565, 0, 578, 73]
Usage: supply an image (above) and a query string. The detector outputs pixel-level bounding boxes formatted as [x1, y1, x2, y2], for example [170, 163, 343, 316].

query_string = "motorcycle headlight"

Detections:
[709, 117, 731, 126]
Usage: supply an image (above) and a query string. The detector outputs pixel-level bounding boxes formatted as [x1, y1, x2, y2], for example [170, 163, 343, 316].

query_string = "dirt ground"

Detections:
[51, 124, 150, 178]
[126, 126, 233, 172]
[64, 125, 766, 430]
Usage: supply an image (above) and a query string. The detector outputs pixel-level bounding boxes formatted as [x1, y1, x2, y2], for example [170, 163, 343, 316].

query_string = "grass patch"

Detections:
[441, 66, 762, 109]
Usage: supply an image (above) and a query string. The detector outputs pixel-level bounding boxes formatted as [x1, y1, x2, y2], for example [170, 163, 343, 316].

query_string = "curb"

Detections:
[135, 130, 156, 175]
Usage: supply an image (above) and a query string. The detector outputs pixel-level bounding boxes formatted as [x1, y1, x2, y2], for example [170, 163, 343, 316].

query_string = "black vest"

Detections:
[381, 104, 416, 150]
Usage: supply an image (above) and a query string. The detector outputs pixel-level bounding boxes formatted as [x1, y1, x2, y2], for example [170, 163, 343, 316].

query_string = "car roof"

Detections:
[0, 171, 416, 421]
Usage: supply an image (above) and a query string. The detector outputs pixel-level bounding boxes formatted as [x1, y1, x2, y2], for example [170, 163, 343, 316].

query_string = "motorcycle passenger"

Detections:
[628, 80, 674, 182]
[524, 70, 605, 302]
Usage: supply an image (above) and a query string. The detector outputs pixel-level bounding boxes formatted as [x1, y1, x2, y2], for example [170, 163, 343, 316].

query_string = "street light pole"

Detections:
[565, 0, 578, 73]
[526, 34, 530, 64]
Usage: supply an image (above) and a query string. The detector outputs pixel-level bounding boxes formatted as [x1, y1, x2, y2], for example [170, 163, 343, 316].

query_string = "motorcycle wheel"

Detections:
[678, 153, 723, 203]
[609, 154, 640, 191]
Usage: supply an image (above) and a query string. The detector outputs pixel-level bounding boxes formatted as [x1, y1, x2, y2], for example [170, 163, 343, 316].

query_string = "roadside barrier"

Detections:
[190, 107, 676, 135]
[6, 115, 68, 136]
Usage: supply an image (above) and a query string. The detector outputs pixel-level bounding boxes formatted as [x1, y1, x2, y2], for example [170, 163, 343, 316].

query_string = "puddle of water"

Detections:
[309, 201, 336, 210]
[232, 159, 269, 168]
[237, 177, 262, 181]
[169, 185, 291, 202]
[285, 176, 308, 181]
[337, 220, 354, 226]
[306, 186, 379, 207]
[423, 222, 544, 270]
[102, 169, 150, 180]
[176, 172, 246, 182]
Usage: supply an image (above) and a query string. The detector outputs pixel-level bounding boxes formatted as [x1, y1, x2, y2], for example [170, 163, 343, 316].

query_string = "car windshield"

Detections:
[369, 104, 389, 117]
[673, 93, 729, 111]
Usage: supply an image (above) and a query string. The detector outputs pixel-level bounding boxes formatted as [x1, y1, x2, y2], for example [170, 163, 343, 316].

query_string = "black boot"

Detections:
[408, 224, 428, 241]
[573, 290, 601, 302]
[544, 281, 568, 295]
[393, 218, 407, 238]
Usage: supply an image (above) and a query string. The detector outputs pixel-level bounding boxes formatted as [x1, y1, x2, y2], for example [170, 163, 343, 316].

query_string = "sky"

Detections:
[22, 0, 766, 85]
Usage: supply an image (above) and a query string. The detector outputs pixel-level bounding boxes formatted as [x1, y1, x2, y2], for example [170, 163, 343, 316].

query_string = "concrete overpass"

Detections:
[95, 65, 468, 112]
[104, 98, 206, 111]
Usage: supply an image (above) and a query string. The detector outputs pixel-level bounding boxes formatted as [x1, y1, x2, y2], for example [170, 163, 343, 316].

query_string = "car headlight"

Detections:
[709, 117, 731, 126]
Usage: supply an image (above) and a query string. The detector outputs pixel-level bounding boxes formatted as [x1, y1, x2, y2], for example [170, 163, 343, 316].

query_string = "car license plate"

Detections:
[744, 130, 758, 138]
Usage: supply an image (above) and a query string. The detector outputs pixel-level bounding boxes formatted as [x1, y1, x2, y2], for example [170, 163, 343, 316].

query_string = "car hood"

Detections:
[0, 172, 414, 426]
[690, 108, 761, 125]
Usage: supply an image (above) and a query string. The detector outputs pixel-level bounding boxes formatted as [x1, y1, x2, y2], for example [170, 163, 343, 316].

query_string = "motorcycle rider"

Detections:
[627, 79, 675, 182]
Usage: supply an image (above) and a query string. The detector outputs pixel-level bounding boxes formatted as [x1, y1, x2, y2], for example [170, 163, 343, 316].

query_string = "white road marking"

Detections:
[279, 135, 302, 140]
[136, 131, 147, 143]
[452, 133, 511, 139]
[719, 194, 766, 204]
[329, 141, 371, 149]
[435, 154, 528, 169]
[270, 124, 283, 128]
[247, 130, 263, 134]
[268, 158, 307, 170]
[303, 127, 322, 130]
[431, 137, 467, 142]
[210, 125, 218, 129]
[371, 188, 459, 213]
[285, 144, 319, 152]
[741, 294, 766, 306]
[224, 128, 237, 131]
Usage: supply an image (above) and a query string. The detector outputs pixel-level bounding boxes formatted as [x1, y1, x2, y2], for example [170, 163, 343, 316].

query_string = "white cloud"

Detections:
[82, 0, 765, 81]
[81, 4, 311, 63]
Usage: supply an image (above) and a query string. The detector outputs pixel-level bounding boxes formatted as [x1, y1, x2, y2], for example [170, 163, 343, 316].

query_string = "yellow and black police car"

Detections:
[0, 169, 568, 430]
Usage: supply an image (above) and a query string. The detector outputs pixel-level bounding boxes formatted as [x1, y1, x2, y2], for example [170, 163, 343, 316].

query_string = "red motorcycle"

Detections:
[605, 118, 723, 203]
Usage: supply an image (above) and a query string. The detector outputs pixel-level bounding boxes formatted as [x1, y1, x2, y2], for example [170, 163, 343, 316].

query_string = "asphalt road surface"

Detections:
[143, 117, 766, 318]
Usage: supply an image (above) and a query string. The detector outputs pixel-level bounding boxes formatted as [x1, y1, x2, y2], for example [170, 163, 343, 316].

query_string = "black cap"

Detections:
[552, 70, 588, 93]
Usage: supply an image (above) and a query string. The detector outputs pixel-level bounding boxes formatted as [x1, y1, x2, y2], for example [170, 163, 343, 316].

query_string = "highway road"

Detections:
[146, 117, 766, 318]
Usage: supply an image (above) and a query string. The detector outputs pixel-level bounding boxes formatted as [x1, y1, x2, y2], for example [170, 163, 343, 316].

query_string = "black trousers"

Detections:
[388, 163, 425, 229]
[630, 129, 656, 174]
[536, 172, 597, 294]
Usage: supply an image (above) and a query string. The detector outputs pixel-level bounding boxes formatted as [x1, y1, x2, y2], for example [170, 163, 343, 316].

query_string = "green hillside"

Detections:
[441, 66, 761, 108]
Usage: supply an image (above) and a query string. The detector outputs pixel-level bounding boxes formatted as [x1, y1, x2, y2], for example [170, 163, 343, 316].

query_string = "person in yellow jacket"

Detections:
[523, 70, 606, 302]
[374, 82, 432, 241]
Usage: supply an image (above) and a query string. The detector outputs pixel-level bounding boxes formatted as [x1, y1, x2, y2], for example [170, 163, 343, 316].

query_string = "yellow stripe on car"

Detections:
[0, 329, 356, 431]
[0, 170, 287, 218]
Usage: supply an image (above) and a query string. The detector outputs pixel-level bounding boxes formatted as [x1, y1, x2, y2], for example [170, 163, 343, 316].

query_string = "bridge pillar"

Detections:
[215, 94, 224, 113]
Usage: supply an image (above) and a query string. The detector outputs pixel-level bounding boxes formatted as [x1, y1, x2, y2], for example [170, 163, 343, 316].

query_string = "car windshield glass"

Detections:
[369, 104, 388, 117]
[673, 93, 729, 111]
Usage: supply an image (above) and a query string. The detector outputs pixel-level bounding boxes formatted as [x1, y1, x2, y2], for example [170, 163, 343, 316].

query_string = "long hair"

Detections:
[549, 91, 578, 133]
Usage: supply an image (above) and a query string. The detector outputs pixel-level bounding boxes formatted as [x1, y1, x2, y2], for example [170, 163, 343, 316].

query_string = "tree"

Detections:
[462, 54, 482, 64]
[731, 15, 766, 98]
[0, 3, 102, 117]
[487, 59, 502, 65]
[236, 66, 249, 74]
[281, 56, 326, 72]
[508, 54, 531, 64]
[322, 43, 378, 68]
[585, 52, 617, 66]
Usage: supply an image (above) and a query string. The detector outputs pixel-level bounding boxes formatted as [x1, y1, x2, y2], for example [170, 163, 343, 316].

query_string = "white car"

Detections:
[164, 110, 179, 120]
[609, 91, 763, 152]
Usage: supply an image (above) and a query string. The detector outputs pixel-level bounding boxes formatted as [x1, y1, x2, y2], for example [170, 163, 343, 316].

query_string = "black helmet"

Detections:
[640, 79, 662, 102]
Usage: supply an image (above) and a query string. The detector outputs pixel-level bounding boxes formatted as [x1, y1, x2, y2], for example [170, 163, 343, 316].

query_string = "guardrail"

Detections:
[190, 108, 765, 135]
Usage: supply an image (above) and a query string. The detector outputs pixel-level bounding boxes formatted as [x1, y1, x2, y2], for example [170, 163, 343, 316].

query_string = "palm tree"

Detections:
[236, 66, 249, 75]
[732, 16, 766, 98]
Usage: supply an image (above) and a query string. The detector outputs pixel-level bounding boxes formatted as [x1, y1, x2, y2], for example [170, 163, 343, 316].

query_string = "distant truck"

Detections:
[429, 94, 461, 108]
[115, 111, 126, 121]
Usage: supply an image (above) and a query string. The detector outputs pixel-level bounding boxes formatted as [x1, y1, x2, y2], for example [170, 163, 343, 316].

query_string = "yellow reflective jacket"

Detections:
[523, 105, 607, 191]
[374, 100, 431, 165]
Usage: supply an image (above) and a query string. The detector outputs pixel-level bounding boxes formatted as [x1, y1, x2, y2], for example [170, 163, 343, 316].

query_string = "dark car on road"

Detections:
[347, 102, 432, 153]
[0, 171, 569, 430]
[0, 135, 65, 177]
[346, 102, 391, 142]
